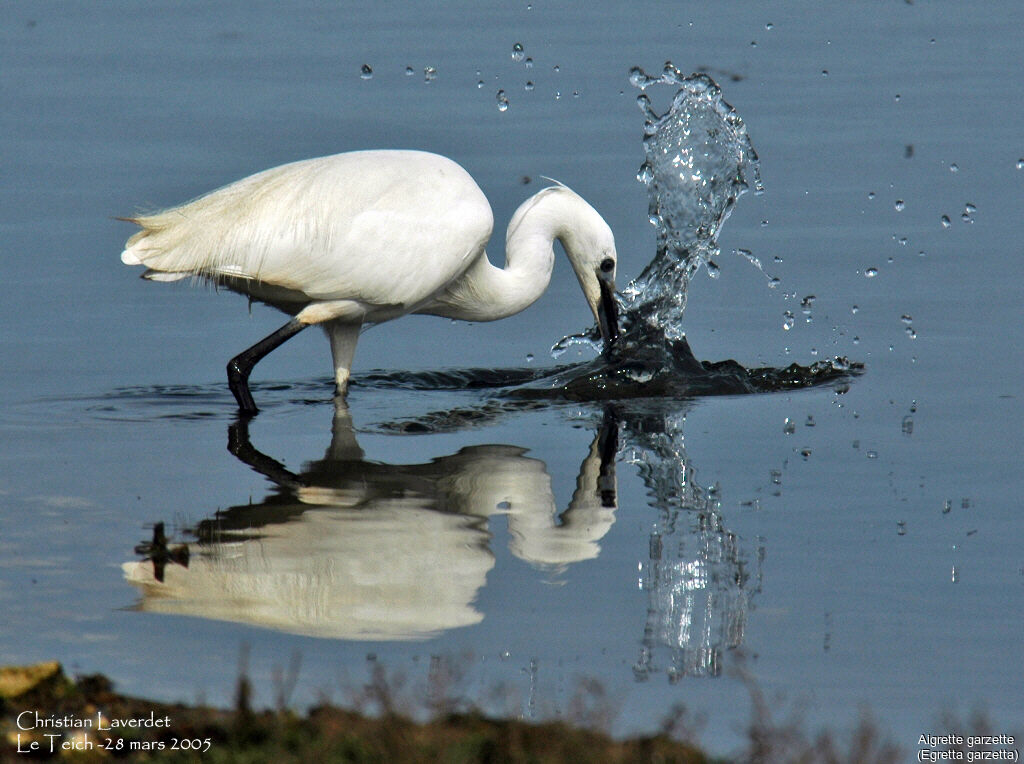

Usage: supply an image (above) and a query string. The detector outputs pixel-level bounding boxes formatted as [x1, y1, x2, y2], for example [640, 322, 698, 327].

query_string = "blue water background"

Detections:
[1, 1, 1021, 754]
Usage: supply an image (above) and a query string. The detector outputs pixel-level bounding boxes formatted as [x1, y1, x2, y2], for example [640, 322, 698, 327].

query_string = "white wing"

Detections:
[121, 150, 494, 310]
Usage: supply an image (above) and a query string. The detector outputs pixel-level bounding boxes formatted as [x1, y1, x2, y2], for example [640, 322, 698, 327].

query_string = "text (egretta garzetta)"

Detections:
[121, 150, 619, 415]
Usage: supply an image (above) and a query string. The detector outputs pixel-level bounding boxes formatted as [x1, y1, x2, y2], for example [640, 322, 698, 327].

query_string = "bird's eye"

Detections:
[600, 257, 615, 273]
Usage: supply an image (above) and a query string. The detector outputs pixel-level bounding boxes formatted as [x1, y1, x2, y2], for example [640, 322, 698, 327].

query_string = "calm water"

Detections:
[2, 1, 1021, 756]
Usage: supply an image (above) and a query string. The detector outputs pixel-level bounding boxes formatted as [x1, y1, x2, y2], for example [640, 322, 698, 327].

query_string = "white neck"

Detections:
[430, 188, 575, 322]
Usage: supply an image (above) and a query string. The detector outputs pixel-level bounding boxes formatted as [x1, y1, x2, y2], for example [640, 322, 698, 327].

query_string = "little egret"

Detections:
[120, 150, 619, 414]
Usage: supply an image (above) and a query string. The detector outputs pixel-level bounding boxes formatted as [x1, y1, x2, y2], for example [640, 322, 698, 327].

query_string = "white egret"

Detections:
[121, 150, 619, 415]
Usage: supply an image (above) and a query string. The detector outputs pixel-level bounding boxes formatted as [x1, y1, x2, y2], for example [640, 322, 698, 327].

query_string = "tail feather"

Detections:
[142, 269, 190, 282]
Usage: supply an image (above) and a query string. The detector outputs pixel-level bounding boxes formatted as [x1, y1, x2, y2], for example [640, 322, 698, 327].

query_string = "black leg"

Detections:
[227, 317, 307, 416]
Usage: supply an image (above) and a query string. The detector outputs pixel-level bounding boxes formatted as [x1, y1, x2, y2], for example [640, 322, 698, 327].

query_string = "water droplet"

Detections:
[852, 336, 860, 344]
[424, 66, 437, 83]
[553, 64, 560, 73]
[511, 42, 525, 63]
[864, 267, 878, 278]
[782, 311, 795, 330]
[360, 64, 373, 79]
[894, 199, 905, 212]
[800, 448, 812, 460]
[768, 276, 780, 288]
[750, 40, 757, 47]
[821, 69, 829, 77]
[765, 22, 774, 29]
[851, 305, 859, 314]
[867, 191, 876, 200]
[900, 314, 913, 324]
[941, 215, 951, 228]
[1017, 158, 1024, 170]
[525, 57, 534, 69]
[805, 415, 816, 427]
[866, 450, 878, 459]
[496, 89, 509, 111]
[706, 260, 720, 278]
[901, 416, 914, 435]
[525, 353, 534, 363]
[405, 66, 415, 76]
[525, 81, 534, 91]
[783, 418, 796, 434]
[897, 520, 906, 536]
[949, 162, 959, 172]
[893, 93, 901, 102]
[905, 327, 917, 339]
[554, 90, 561, 100]
[477, 80, 484, 89]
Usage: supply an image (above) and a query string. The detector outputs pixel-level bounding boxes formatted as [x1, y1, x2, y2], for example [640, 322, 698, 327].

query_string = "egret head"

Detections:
[553, 189, 620, 348]
[506, 184, 620, 347]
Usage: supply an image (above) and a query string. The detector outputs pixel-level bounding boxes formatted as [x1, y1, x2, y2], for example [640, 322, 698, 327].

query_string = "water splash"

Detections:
[624, 63, 762, 338]
[551, 66, 762, 359]
[540, 65, 855, 400]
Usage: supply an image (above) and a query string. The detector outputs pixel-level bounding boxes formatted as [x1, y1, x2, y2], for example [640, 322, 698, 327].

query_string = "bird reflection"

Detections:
[125, 400, 760, 673]
[123, 410, 618, 640]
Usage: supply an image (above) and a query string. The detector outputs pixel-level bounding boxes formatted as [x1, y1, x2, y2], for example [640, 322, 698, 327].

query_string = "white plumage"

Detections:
[121, 149, 619, 414]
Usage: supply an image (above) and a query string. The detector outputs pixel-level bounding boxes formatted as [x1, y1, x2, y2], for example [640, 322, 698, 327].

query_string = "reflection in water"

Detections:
[123, 411, 618, 640]
[618, 404, 762, 681]
[125, 400, 760, 683]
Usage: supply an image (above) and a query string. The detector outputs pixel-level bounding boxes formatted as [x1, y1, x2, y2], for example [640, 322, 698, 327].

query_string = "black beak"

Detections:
[597, 279, 620, 349]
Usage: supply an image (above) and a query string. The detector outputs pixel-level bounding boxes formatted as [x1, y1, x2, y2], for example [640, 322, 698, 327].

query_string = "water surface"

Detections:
[1, 1, 1021, 755]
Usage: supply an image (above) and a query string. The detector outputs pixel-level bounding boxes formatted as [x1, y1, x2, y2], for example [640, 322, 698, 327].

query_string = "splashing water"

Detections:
[553, 65, 761, 359]
[541, 64, 857, 400]
[623, 64, 763, 338]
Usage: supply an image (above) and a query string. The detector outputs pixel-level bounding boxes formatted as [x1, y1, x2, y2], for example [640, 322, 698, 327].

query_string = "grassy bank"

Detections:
[3, 660, 985, 763]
